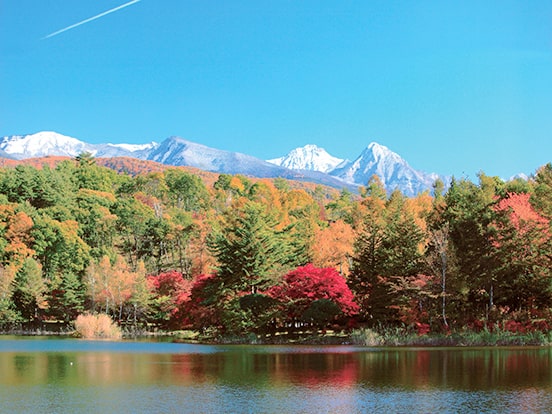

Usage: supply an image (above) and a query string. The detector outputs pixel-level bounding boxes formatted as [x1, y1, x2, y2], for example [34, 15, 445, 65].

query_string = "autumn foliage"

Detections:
[148, 271, 193, 328]
[268, 264, 359, 320]
[0, 156, 551, 338]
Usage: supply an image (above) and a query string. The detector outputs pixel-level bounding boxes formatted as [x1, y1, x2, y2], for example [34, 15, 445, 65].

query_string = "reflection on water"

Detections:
[0, 337, 551, 413]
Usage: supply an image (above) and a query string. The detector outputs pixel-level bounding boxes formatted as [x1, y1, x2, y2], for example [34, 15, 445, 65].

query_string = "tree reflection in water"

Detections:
[1, 339, 551, 413]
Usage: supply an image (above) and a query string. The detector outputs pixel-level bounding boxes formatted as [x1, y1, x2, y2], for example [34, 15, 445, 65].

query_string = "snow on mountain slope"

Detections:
[330, 142, 440, 196]
[146, 136, 356, 190]
[110, 143, 156, 152]
[0, 131, 444, 195]
[0, 148, 16, 159]
[0, 131, 92, 159]
[267, 144, 346, 173]
[0, 132, 157, 160]
[147, 136, 274, 173]
[94, 143, 158, 159]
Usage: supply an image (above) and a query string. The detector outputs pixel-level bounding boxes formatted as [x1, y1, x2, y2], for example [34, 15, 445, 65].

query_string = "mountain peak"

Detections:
[267, 144, 345, 173]
[363, 142, 395, 159]
[330, 141, 444, 196]
[367, 141, 386, 149]
[0, 131, 157, 160]
[0, 131, 89, 159]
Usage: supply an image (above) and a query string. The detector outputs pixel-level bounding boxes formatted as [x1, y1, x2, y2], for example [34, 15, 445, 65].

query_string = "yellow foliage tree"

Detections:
[311, 220, 355, 275]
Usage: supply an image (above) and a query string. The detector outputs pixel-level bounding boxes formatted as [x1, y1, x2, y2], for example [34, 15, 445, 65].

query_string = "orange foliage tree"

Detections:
[0, 206, 35, 268]
[85, 255, 143, 320]
[311, 220, 354, 274]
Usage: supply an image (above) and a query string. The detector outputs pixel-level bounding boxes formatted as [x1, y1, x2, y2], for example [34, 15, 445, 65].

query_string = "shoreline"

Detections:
[2, 327, 551, 347]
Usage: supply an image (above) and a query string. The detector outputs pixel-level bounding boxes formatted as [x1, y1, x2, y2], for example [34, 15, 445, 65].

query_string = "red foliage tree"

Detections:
[147, 270, 193, 328]
[492, 192, 552, 313]
[494, 192, 549, 237]
[268, 264, 359, 326]
[182, 273, 221, 331]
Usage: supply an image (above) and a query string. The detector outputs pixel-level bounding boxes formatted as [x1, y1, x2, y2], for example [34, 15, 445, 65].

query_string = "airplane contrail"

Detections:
[43, 0, 141, 39]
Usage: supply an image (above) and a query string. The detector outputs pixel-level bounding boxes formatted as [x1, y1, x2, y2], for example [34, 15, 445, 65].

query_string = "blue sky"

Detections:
[1, 0, 551, 180]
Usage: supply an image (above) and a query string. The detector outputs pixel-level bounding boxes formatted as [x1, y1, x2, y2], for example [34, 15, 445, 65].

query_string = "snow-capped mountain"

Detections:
[148, 136, 283, 175]
[0, 131, 444, 195]
[0, 131, 157, 160]
[330, 142, 441, 196]
[0, 148, 15, 160]
[509, 173, 529, 181]
[147, 136, 355, 189]
[268, 142, 443, 196]
[267, 144, 346, 173]
[0, 131, 91, 159]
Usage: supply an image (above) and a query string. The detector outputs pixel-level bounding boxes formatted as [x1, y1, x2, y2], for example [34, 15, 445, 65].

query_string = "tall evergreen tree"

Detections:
[532, 163, 552, 219]
[441, 175, 501, 321]
[349, 188, 426, 325]
[348, 186, 387, 323]
[206, 201, 303, 333]
[209, 201, 297, 294]
[46, 271, 85, 322]
[12, 258, 46, 322]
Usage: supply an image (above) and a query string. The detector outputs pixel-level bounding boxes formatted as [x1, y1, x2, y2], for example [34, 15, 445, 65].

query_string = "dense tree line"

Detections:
[0, 155, 551, 336]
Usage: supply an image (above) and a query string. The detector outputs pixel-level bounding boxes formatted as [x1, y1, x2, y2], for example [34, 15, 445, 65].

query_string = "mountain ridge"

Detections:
[0, 131, 444, 195]
[267, 142, 445, 195]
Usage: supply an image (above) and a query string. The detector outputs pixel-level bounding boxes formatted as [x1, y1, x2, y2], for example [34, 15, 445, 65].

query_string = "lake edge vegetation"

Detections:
[0, 155, 551, 346]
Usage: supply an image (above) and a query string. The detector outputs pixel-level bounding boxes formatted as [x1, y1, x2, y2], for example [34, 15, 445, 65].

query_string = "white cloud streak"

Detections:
[43, 0, 141, 40]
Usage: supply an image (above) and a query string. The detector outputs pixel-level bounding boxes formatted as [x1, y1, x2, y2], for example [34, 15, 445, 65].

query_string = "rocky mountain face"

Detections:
[0, 131, 443, 195]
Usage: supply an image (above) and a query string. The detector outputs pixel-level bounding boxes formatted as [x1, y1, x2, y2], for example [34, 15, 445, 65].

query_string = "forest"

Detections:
[0, 153, 551, 340]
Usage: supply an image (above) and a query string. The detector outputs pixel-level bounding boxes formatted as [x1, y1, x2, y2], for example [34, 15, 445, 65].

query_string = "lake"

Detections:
[1, 337, 551, 413]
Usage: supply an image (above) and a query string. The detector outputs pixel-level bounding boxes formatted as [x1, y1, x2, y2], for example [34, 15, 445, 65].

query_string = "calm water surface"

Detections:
[0, 336, 551, 413]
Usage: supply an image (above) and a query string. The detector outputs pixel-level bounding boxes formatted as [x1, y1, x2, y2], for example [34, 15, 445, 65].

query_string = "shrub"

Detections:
[350, 328, 383, 346]
[301, 299, 342, 328]
[74, 313, 122, 340]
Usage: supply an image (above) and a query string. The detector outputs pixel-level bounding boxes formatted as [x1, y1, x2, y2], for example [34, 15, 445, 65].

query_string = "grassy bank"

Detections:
[349, 326, 552, 347]
[183, 326, 552, 346]
[0, 321, 74, 336]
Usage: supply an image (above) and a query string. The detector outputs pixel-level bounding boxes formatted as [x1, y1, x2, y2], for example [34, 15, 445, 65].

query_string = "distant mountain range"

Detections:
[269, 142, 443, 196]
[0, 131, 446, 196]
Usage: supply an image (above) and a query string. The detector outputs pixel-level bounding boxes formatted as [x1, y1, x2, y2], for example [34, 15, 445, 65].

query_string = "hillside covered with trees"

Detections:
[0, 154, 551, 340]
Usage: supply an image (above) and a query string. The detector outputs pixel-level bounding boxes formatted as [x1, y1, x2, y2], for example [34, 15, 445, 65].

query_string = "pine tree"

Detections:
[12, 258, 46, 322]
[47, 272, 85, 322]
[442, 175, 500, 321]
[349, 189, 425, 325]
[348, 190, 387, 323]
[209, 201, 292, 295]
[532, 163, 552, 219]
[206, 201, 303, 333]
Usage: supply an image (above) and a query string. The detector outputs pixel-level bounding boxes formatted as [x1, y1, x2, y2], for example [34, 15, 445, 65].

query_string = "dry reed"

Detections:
[74, 313, 122, 340]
